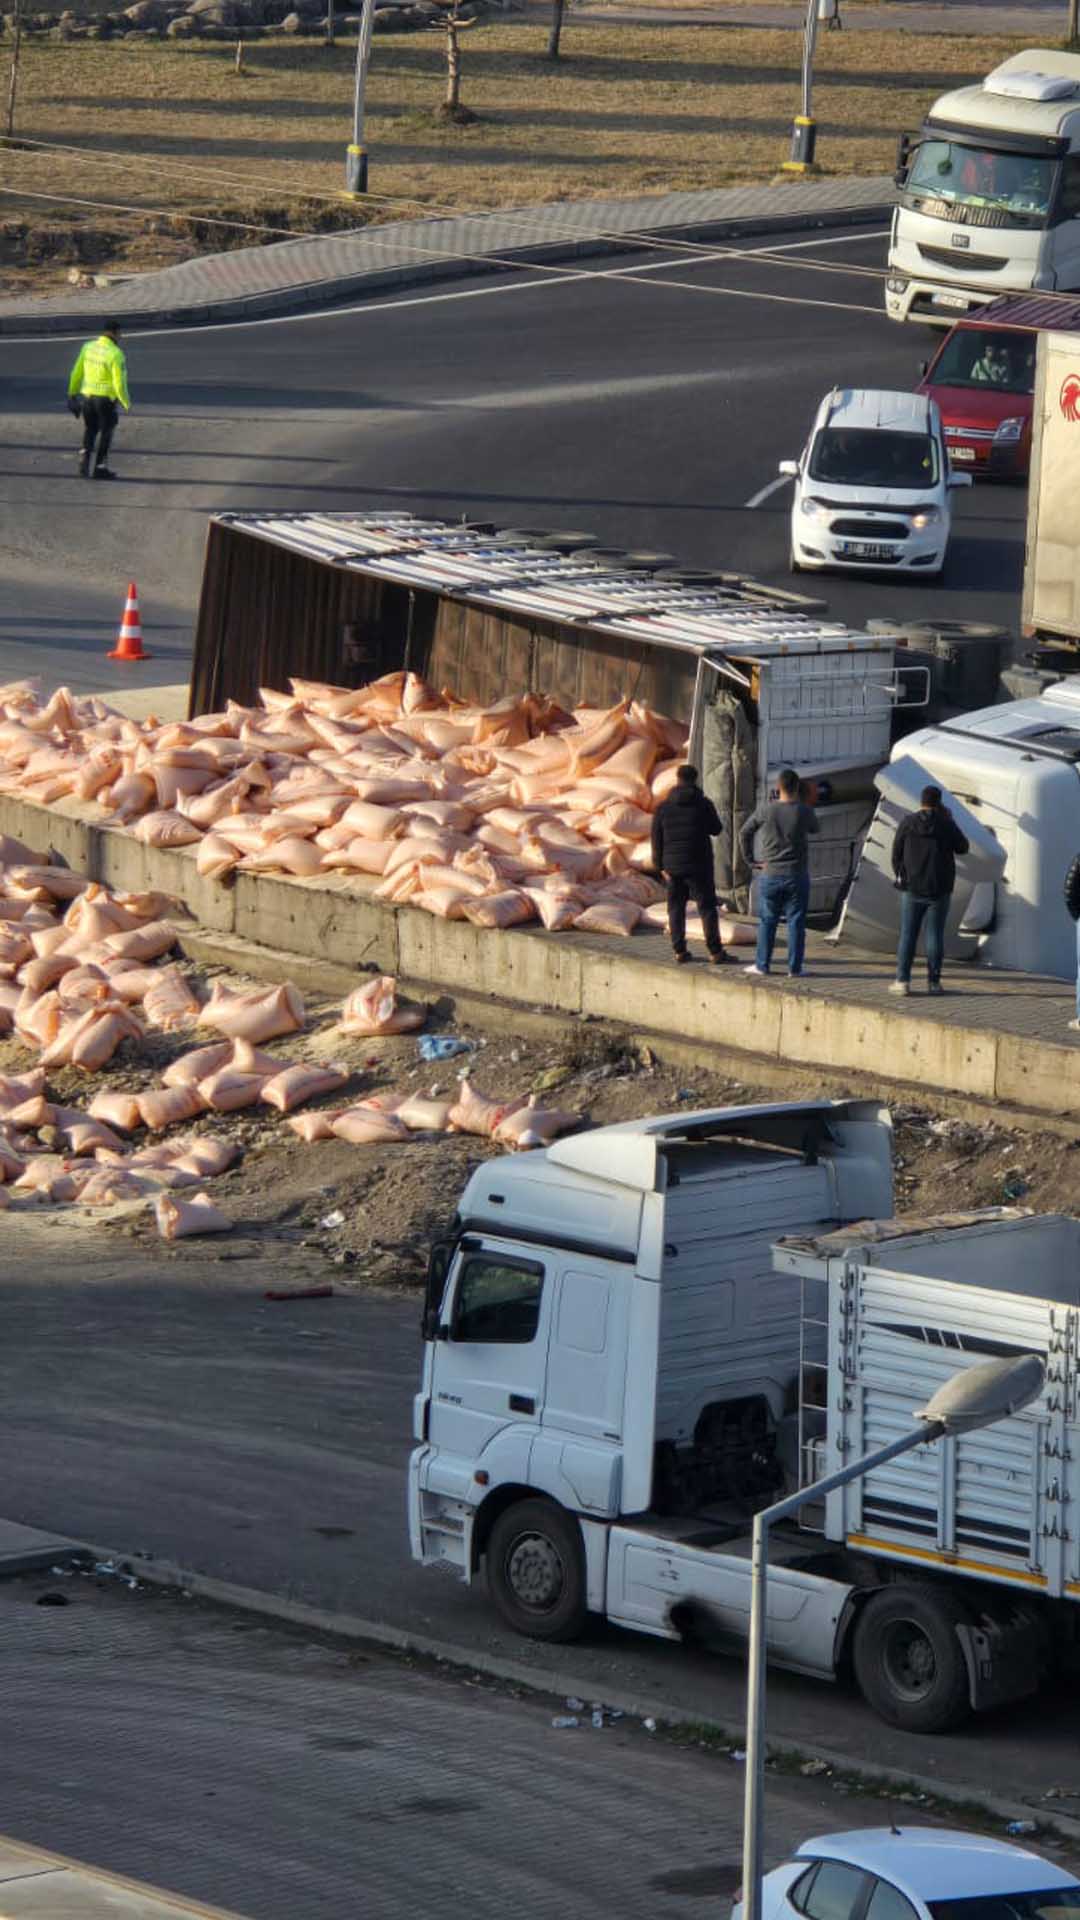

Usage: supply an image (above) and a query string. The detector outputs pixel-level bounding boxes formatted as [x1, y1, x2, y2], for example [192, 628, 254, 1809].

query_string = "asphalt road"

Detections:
[5, 1572, 1020, 1920]
[0, 228, 1027, 694]
[3, 1229, 1078, 1818]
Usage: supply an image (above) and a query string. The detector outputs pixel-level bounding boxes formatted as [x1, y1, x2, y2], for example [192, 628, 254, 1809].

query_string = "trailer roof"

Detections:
[212, 511, 892, 660]
[779, 1211, 1080, 1304]
[970, 292, 1080, 332]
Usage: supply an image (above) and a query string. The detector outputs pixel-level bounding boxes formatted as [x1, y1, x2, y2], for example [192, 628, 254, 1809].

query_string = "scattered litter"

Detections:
[533, 1066, 571, 1093]
[48, 1565, 74, 1577]
[1002, 1171, 1029, 1201]
[565, 1696, 585, 1711]
[800, 1759, 830, 1777]
[320, 1209, 345, 1230]
[264, 1285, 335, 1302]
[643, 1717, 658, 1734]
[551, 1716, 580, 1730]
[591, 1708, 605, 1729]
[418, 1036, 472, 1063]
[1006, 1821, 1038, 1836]
[35, 1591, 70, 1607]
[730, 1748, 746, 1762]
[1043, 1788, 1080, 1801]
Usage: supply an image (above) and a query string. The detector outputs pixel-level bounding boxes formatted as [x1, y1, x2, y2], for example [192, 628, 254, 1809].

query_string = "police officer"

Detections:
[67, 322, 130, 480]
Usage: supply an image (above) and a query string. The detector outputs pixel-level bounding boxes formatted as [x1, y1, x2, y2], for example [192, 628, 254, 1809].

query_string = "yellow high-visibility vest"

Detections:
[68, 334, 130, 409]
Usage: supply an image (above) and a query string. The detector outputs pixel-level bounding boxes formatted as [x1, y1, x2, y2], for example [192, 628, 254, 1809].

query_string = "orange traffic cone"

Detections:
[108, 582, 151, 662]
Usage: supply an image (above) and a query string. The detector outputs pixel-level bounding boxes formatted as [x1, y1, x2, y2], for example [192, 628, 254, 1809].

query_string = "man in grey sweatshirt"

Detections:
[738, 767, 819, 978]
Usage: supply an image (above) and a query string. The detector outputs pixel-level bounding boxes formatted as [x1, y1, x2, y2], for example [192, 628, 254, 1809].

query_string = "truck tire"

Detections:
[486, 1499, 588, 1643]
[852, 1584, 972, 1733]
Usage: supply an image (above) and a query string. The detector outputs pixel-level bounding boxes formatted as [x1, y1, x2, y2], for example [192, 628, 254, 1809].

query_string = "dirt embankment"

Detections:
[8, 948, 1079, 1289]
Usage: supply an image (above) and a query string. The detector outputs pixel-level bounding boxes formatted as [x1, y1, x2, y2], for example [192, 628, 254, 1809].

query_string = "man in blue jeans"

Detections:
[889, 784, 969, 997]
[739, 767, 819, 978]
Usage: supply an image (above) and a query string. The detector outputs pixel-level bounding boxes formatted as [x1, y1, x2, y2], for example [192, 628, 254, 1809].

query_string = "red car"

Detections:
[917, 293, 1080, 480]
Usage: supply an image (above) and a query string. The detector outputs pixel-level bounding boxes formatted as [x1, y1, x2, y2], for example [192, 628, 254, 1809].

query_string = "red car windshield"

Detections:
[929, 1891, 1080, 1920]
[929, 328, 1036, 397]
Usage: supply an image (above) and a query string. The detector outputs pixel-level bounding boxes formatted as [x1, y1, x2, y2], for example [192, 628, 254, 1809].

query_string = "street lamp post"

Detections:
[740, 1352, 1046, 1920]
[782, 0, 821, 174]
[345, 0, 375, 196]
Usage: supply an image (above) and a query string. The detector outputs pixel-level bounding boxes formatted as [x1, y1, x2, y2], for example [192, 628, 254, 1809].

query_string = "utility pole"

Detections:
[1070, 0, 1079, 49]
[547, 0, 565, 59]
[781, 0, 820, 173]
[5, 0, 24, 145]
[326, 0, 336, 45]
[345, 0, 374, 194]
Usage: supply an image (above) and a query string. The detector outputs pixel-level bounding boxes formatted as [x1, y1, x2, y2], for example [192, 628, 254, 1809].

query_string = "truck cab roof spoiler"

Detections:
[545, 1098, 886, 1193]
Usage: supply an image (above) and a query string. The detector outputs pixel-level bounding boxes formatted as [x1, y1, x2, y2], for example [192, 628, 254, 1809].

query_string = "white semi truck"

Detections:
[887, 49, 1080, 326]
[409, 1102, 1070, 1732]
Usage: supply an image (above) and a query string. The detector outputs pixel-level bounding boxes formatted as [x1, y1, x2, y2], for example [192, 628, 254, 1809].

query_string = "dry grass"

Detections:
[0, 24, 1029, 289]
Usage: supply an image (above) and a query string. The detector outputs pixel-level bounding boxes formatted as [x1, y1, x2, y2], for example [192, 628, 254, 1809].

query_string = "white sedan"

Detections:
[732, 1827, 1080, 1920]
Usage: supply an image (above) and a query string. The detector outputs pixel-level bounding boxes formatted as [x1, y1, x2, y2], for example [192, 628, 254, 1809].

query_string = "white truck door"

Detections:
[427, 1239, 552, 1476]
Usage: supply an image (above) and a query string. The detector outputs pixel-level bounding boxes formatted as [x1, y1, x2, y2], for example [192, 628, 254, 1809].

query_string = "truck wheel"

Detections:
[852, 1584, 972, 1733]
[486, 1499, 587, 1643]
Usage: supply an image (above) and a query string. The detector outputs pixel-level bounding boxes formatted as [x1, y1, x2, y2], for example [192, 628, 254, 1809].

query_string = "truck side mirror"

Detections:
[895, 130, 913, 188]
[778, 459, 799, 478]
[422, 1241, 453, 1341]
[918, 360, 929, 378]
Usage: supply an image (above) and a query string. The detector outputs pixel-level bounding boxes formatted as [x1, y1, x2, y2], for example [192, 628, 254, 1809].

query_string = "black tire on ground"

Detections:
[852, 1583, 973, 1733]
[485, 1499, 588, 1643]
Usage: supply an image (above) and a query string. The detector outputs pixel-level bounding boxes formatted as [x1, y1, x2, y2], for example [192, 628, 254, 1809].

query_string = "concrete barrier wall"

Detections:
[5, 790, 1080, 1121]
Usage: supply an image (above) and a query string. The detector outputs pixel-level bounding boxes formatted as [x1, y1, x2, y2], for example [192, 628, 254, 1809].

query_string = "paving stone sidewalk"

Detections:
[0, 175, 894, 334]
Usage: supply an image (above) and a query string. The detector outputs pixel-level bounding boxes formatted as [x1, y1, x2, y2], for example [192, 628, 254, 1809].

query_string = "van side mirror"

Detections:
[778, 459, 799, 478]
[948, 471, 973, 489]
[422, 1241, 453, 1341]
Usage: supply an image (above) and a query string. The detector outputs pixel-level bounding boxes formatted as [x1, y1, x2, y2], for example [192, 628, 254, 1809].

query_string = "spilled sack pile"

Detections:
[0, 673, 753, 941]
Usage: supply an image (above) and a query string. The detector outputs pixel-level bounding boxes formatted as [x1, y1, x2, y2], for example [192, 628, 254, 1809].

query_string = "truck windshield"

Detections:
[928, 1891, 1080, 1920]
[929, 327, 1036, 394]
[808, 427, 939, 488]
[908, 139, 1056, 220]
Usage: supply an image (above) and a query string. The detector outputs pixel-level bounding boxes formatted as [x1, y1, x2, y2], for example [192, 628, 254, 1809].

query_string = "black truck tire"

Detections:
[486, 1499, 588, 1643]
[852, 1583, 973, 1733]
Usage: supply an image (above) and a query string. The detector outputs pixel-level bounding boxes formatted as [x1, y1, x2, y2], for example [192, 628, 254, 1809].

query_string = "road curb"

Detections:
[0, 200, 892, 336]
[42, 1539, 1080, 1846]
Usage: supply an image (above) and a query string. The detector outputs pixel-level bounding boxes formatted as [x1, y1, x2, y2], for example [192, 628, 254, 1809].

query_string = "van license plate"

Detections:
[949, 446, 976, 461]
[933, 292, 968, 309]
[836, 541, 894, 560]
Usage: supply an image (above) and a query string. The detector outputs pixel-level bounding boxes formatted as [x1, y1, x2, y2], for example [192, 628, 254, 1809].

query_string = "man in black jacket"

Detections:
[1063, 851, 1080, 1032]
[651, 764, 729, 965]
[890, 785, 969, 996]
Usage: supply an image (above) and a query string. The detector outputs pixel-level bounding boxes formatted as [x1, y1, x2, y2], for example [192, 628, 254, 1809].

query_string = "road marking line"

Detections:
[3, 236, 887, 344]
[745, 474, 794, 508]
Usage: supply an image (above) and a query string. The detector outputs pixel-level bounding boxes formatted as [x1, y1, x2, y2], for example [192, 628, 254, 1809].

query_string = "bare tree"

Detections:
[547, 0, 564, 59]
[5, 0, 23, 144]
[429, 0, 478, 122]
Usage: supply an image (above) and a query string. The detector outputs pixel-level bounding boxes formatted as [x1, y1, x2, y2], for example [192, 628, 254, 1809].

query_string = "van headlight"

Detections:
[994, 417, 1024, 443]
[799, 496, 830, 521]
[910, 506, 942, 529]
[886, 276, 908, 294]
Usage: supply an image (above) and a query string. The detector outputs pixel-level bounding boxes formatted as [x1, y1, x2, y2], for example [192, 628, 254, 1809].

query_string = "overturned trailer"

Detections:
[191, 511, 914, 916]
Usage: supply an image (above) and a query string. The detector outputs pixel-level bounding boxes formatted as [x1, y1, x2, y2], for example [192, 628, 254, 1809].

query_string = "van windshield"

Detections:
[930, 327, 1036, 394]
[808, 428, 940, 488]
[908, 140, 1056, 221]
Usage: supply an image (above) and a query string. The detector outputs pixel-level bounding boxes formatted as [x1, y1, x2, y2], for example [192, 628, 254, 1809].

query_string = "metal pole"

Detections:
[740, 1420, 945, 1920]
[345, 0, 374, 194]
[781, 0, 819, 172]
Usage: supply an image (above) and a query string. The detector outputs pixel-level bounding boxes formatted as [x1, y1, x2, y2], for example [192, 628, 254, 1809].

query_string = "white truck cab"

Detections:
[409, 1103, 1068, 1731]
[888, 50, 1080, 326]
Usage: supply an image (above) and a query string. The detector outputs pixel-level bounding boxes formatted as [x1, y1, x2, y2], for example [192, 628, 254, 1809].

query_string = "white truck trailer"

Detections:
[409, 1103, 1063, 1732]
[887, 49, 1080, 327]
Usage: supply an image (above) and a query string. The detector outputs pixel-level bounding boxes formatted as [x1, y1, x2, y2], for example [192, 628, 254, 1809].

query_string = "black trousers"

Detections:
[80, 396, 118, 467]
[666, 870, 721, 956]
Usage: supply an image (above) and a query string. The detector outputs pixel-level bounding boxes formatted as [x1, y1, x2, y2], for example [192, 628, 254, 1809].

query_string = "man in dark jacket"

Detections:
[1063, 851, 1080, 1032]
[890, 785, 969, 996]
[651, 764, 729, 965]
